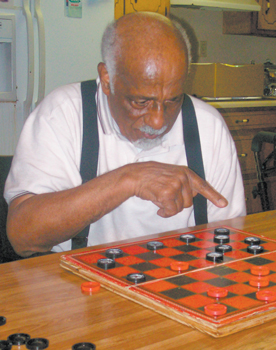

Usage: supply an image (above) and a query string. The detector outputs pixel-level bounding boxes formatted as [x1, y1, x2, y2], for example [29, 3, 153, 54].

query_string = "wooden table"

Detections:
[1, 210, 276, 350]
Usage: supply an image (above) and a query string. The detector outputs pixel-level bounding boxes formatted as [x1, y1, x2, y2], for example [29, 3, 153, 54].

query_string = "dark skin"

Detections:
[6, 12, 228, 257]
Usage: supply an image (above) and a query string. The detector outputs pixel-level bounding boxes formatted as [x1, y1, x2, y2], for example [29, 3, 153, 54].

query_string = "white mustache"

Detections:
[139, 125, 168, 136]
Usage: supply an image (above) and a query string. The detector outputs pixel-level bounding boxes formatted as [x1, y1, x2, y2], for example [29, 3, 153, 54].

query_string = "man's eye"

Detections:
[132, 100, 149, 107]
[168, 96, 182, 103]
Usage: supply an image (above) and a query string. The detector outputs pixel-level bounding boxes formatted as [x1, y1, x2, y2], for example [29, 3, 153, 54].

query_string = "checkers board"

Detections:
[60, 226, 276, 337]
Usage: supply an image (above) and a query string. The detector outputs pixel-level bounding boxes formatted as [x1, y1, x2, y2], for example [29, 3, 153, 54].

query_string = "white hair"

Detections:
[101, 17, 192, 93]
[101, 21, 118, 93]
[171, 19, 192, 71]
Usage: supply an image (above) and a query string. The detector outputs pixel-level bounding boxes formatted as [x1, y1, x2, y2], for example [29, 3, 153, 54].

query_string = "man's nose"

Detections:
[144, 102, 165, 130]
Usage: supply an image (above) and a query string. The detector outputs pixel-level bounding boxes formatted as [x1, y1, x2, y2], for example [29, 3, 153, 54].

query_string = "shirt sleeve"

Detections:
[4, 83, 83, 204]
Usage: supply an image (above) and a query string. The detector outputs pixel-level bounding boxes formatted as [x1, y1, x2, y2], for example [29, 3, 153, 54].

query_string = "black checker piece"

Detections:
[147, 241, 164, 250]
[97, 258, 115, 270]
[209, 266, 238, 276]
[205, 277, 237, 288]
[215, 245, 233, 253]
[105, 248, 124, 259]
[247, 245, 264, 254]
[0, 316, 6, 326]
[206, 252, 223, 263]
[26, 338, 49, 350]
[244, 237, 261, 245]
[214, 228, 230, 235]
[124, 272, 155, 283]
[241, 247, 268, 254]
[214, 235, 230, 244]
[179, 234, 196, 244]
[126, 273, 146, 284]
[161, 287, 195, 300]
[246, 257, 274, 266]
[0, 340, 12, 350]
[8, 334, 31, 346]
[168, 275, 197, 286]
[72, 343, 96, 350]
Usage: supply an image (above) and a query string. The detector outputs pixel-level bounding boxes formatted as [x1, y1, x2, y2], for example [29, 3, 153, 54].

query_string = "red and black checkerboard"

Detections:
[60, 226, 276, 337]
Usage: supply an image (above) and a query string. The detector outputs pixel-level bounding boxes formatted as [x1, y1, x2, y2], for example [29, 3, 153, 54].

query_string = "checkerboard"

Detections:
[60, 226, 276, 337]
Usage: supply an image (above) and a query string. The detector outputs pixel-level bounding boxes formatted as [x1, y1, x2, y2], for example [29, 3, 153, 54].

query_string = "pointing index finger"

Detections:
[190, 171, 228, 208]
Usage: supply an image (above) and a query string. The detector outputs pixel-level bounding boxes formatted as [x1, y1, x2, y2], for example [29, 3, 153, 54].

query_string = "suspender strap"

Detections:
[71, 80, 98, 250]
[74, 85, 207, 249]
[182, 94, 208, 225]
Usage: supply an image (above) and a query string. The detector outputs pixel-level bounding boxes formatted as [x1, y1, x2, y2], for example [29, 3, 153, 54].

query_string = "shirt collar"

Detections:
[96, 77, 126, 140]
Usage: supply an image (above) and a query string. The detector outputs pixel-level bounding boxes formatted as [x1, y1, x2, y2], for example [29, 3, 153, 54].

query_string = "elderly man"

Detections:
[4, 12, 246, 257]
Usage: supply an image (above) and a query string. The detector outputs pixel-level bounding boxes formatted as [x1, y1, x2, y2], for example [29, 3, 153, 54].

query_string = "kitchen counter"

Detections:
[206, 98, 276, 109]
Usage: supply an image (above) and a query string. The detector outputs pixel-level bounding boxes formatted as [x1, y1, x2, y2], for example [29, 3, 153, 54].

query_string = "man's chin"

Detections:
[132, 136, 163, 151]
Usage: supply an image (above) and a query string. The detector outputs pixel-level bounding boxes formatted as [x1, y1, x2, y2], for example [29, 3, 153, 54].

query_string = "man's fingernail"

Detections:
[219, 199, 228, 207]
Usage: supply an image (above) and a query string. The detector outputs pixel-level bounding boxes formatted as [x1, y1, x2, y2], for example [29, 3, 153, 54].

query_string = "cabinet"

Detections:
[223, 0, 276, 37]
[218, 107, 276, 214]
[114, 0, 170, 20]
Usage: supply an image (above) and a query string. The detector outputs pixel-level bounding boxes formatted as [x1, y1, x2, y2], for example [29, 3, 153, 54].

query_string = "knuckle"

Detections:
[198, 181, 210, 191]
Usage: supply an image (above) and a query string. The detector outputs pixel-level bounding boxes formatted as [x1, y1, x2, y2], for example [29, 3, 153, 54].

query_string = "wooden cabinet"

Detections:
[258, 0, 276, 31]
[218, 107, 276, 214]
[223, 0, 276, 37]
[114, 0, 170, 19]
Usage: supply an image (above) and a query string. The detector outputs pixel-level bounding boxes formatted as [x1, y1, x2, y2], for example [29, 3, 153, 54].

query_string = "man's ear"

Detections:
[97, 62, 111, 96]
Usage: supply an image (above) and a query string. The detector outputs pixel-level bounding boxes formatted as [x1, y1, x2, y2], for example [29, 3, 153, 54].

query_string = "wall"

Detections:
[170, 7, 276, 65]
[41, 0, 114, 96]
[0, 0, 114, 155]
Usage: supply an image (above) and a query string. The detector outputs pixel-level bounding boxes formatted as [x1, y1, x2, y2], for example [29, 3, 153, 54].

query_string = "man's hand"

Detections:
[128, 161, 228, 218]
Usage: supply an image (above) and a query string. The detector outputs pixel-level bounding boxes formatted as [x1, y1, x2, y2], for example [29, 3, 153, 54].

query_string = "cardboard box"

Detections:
[185, 63, 264, 98]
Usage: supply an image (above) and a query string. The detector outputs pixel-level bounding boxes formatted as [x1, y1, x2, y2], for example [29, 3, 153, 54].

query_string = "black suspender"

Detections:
[71, 80, 98, 250]
[181, 95, 208, 225]
[72, 81, 208, 249]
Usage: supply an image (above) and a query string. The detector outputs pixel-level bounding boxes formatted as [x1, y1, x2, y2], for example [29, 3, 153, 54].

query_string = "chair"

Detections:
[251, 131, 276, 212]
[0, 156, 24, 263]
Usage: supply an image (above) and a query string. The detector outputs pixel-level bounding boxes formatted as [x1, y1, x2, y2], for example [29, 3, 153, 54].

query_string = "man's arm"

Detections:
[7, 161, 227, 257]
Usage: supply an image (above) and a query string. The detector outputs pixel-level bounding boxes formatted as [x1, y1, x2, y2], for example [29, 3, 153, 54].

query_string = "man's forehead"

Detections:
[115, 13, 184, 52]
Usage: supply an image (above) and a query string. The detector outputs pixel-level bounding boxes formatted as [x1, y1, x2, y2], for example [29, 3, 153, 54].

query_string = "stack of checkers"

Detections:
[205, 228, 265, 263]
[204, 264, 276, 318]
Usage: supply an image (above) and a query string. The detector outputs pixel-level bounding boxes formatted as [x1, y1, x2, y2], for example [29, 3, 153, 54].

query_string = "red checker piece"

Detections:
[207, 287, 228, 299]
[251, 266, 270, 276]
[170, 261, 189, 272]
[81, 281, 101, 295]
[249, 276, 269, 288]
[256, 290, 276, 302]
[204, 303, 227, 317]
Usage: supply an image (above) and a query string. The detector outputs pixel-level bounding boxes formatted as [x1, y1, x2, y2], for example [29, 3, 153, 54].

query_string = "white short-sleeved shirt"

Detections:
[4, 79, 246, 252]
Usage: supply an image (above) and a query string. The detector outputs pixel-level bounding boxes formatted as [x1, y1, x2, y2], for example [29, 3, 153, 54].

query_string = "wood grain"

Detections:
[0, 211, 276, 349]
